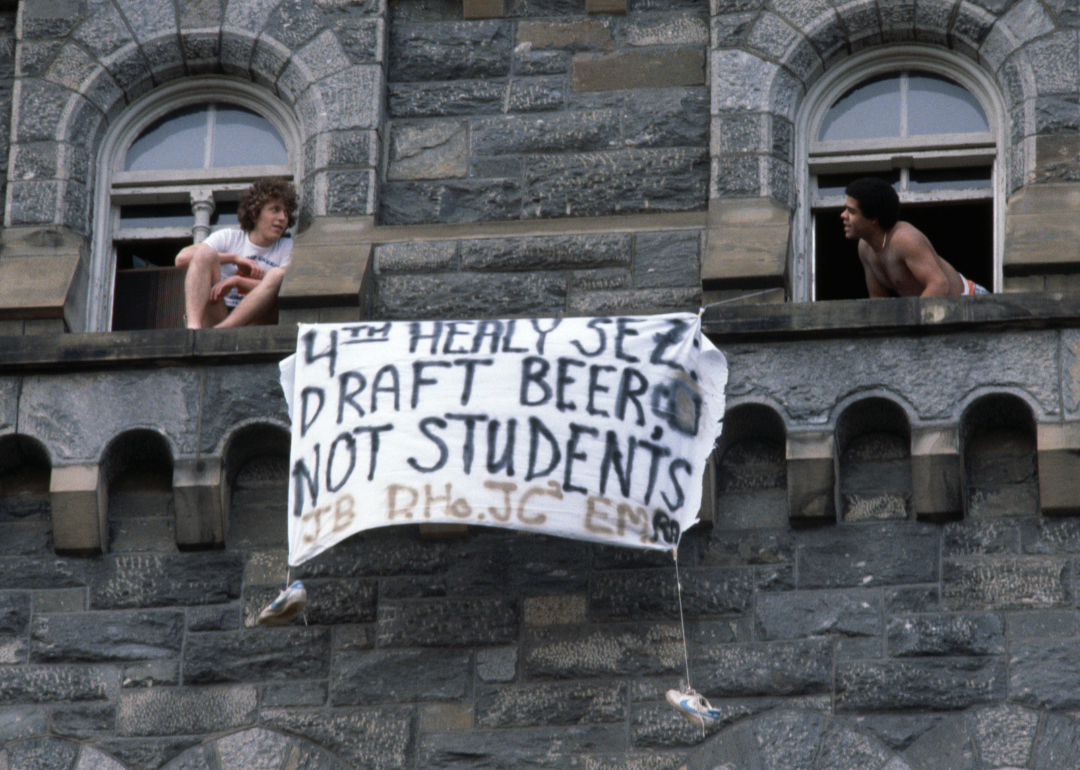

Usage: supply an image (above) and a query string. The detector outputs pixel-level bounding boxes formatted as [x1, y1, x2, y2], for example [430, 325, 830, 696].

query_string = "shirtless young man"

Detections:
[175, 178, 297, 329]
[841, 177, 988, 298]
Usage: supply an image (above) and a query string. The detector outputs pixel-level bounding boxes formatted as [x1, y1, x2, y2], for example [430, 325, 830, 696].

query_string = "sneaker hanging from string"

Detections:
[258, 580, 308, 626]
[666, 687, 722, 730]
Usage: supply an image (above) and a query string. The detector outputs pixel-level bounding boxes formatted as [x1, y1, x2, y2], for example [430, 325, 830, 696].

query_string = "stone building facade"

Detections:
[1, 0, 1080, 769]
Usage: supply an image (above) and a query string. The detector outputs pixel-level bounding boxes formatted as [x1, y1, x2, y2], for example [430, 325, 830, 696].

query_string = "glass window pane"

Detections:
[119, 203, 193, 229]
[125, 105, 209, 171]
[819, 76, 902, 141]
[816, 170, 900, 198]
[907, 74, 989, 136]
[908, 166, 992, 191]
[211, 106, 288, 168]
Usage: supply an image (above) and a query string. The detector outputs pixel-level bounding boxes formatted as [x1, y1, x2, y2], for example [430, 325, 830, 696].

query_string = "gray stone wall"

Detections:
[380, 0, 710, 225]
[4, 313, 1080, 768]
[373, 229, 703, 319]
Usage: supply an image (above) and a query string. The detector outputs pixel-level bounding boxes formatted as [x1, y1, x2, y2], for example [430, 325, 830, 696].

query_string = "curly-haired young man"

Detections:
[841, 177, 988, 297]
[175, 177, 297, 328]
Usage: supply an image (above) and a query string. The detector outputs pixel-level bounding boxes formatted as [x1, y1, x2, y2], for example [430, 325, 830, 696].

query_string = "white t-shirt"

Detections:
[202, 228, 293, 307]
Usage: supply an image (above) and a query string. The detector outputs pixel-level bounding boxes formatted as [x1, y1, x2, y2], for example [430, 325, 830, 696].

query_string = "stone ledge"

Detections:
[702, 292, 1080, 341]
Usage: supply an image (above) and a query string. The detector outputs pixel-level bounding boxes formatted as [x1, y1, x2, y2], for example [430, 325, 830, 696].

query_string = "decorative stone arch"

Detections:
[0, 432, 52, 495]
[3, 0, 384, 331]
[960, 391, 1040, 518]
[714, 402, 788, 529]
[834, 396, 913, 522]
[159, 727, 352, 770]
[220, 420, 291, 549]
[0, 737, 127, 770]
[98, 427, 176, 551]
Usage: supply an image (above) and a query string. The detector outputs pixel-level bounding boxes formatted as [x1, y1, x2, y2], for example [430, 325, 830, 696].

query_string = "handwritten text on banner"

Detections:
[279, 313, 727, 567]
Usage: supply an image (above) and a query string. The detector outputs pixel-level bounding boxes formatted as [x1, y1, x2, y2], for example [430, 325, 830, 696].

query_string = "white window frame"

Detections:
[88, 77, 301, 332]
[793, 47, 1007, 302]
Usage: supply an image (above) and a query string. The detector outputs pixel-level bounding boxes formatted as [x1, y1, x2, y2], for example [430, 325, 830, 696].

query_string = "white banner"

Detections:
[279, 313, 727, 566]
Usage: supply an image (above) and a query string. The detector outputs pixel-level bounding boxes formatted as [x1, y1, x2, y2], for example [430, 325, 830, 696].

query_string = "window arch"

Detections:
[88, 78, 301, 332]
[794, 48, 1006, 302]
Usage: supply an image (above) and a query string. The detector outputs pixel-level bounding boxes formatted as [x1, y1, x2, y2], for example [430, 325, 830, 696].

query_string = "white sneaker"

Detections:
[666, 688, 722, 730]
[257, 581, 307, 626]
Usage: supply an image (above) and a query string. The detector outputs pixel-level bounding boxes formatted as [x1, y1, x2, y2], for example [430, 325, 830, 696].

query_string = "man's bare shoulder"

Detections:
[889, 222, 933, 250]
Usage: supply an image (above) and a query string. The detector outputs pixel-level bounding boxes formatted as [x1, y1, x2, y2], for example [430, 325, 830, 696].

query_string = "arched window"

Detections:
[795, 49, 1005, 302]
[89, 79, 299, 332]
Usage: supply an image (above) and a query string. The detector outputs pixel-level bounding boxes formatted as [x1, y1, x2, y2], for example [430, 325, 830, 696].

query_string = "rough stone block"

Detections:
[465, 648, 514, 687]
[587, 0, 626, 12]
[633, 231, 700, 289]
[377, 597, 518, 646]
[377, 271, 565, 319]
[426, 726, 627, 767]
[524, 623, 683, 678]
[261, 681, 328, 708]
[331, 648, 471, 705]
[472, 109, 618, 155]
[755, 589, 881, 640]
[624, 87, 709, 149]
[463, 0, 505, 18]
[786, 431, 834, 521]
[797, 523, 940, 588]
[172, 458, 224, 548]
[1010, 638, 1080, 709]
[121, 660, 180, 689]
[1031, 712, 1080, 768]
[1036, 422, 1080, 515]
[461, 233, 629, 271]
[565, 287, 700, 316]
[49, 464, 105, 554]
[390, 21, 512, 82]
[941, 556, 1071, 610]
[183, 627, 331, 684]
[375, 240, 457, 273]
[968, 703, 1039, 767]
[261, 707, 413, 770]
[523, 147, 708, 219]
[590, 567, 752, 620]
[1020, 516, 1080, 555]
[91, 552, 243, 609]
[572, 47, 704, 91]
[389, 121, 468, 181]
[1004, 183, 1080, 267]
[477, 681, 626, 727]
[517, 20, 614, 51]
[31, 610, 183, 663]
[513, 48, 569, 76]
[886, 612, 1005, 657]
[379, 179, 522, 224]
[388, 80, 506, 118]
[692, 638, 833, 697]
[421, 702, 473, 732]
[117, 686, 257, 737]
[942, 520, 1020, 556]
[703, 197, 789, 284]
[507, 75, 566, 112]
[910, 427, 961, 519]
[837, 657, 1005, 712]
[0, 665, 108, 704]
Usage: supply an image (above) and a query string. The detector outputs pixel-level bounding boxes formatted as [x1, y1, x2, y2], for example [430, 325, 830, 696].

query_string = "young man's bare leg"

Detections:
[183, 249, 228, 329]
[214, 267, 285, 328]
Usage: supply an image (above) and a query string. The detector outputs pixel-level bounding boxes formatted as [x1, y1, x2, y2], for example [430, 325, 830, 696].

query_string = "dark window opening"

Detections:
[112, 238, 189, 330]
[814, 199, 993, 301]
